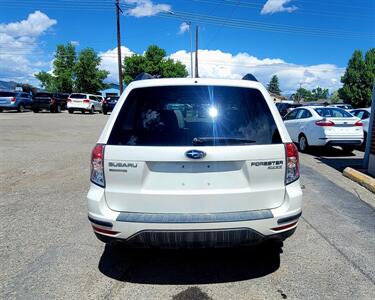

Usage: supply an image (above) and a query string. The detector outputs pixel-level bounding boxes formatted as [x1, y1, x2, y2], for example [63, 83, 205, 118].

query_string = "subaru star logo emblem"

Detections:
[185, 149, 206, 159]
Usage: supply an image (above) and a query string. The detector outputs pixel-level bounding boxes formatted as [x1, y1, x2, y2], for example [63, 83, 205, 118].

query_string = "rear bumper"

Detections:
[87, 180, 303, 248]
[32, 103, 51, 110]
[67, 103, 90, 110]
[315, 137, 363, 146]
[102, 104, 115, 112]
[0, 103, 17, 110]
[93, 227, 297, 248]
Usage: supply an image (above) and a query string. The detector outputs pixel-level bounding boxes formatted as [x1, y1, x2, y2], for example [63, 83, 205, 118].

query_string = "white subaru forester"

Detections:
[87, 77, 302, 248]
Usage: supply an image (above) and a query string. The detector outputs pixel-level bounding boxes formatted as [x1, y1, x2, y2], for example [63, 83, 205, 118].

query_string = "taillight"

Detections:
[91, 144, 105, 187]
[83, 99, 90, 103]
[285, 143, 299, 185]
[315, 120, 335, 126]
[67, 98, 72, 102]
[354, 120, 363, 126]
[10, 97, 16, 102]
[50, 98, 56, 104]
[103, 100, 107, 104]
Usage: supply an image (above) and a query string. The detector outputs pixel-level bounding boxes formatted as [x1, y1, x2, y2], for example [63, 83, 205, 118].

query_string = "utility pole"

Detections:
[116, 0, 123, 94]
[188, 22, 193, 78]
[195, 25, 199, 78]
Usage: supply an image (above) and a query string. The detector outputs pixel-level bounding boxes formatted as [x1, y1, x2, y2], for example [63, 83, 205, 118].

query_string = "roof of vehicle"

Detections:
[125, 77, 266, 91]
[350, 107, 371, 112]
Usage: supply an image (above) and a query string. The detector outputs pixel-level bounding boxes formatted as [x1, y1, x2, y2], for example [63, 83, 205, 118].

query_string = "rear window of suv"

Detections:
[108, 85, 281, 146]
[70, 94, 86, 99]
[0, 92, 16, 97]
[34, 92, 51, 97]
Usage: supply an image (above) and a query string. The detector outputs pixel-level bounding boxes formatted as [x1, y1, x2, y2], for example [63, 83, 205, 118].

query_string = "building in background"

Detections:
[99, 83, 124, 98]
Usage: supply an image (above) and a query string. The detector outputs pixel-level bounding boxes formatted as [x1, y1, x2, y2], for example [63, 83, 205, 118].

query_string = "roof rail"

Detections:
[133, 72, 157, 81]
[242, 73, 258, 82]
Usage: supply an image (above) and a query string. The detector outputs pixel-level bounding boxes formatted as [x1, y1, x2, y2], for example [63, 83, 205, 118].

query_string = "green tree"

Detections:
[34, 71, 55, 91]
[330, 90, 341, 103]
[311, 87, 329, 100]
[267, 75, 281, 95]
[35, 43, 76, 92]
[339, 49, 374, 108]
[293, 87, 313, 102]
[123, 45, 188, 84]
[74, 48, 109, 93]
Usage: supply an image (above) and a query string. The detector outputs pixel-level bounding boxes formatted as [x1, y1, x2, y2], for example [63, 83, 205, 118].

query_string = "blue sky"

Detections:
[0, 0, 374, 93]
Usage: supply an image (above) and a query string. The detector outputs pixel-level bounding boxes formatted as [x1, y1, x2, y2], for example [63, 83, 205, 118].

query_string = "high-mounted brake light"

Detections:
[90, 144, 105, 187]
[285, 143, 299, 185]
[354, 120, 363, 126]
[315, 120, 335, 126]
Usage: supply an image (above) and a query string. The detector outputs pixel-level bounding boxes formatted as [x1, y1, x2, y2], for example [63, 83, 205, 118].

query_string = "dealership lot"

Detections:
[0, 112, 374, 299]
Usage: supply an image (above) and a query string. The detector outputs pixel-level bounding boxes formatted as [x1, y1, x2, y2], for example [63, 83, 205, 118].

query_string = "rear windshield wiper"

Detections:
[192, 137, 256, 145]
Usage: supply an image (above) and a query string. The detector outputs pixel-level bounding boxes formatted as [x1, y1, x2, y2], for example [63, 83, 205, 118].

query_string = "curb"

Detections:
[343, 167, 375, 194]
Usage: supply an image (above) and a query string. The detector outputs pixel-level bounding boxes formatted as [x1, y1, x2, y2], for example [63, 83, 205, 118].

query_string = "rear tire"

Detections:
[0, 108, 3, 112]
[33, 109, 39, 113]
[68, 109, 74, 114]
[298, 134, 309, 152]
[56, 104, 61, 113]
[89, 106, 94, 114]
[103, 110, 108, 115]
[18, 104, 25, 113]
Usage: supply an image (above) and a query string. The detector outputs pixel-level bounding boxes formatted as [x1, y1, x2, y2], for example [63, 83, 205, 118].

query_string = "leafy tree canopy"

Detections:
[123, 45, 188, 84]
[35, 43, 108, 93]
[339, 49, 374, 108]
[74, 48, 109, 93]
[267, 75, 281, 95]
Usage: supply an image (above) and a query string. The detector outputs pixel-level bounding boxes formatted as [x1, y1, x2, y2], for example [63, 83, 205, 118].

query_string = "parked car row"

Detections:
[282, 105, 370, 153]
[0, 91, 119, 114]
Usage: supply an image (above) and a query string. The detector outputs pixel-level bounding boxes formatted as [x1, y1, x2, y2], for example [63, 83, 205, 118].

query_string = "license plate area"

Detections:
[147, 161, 244, 173]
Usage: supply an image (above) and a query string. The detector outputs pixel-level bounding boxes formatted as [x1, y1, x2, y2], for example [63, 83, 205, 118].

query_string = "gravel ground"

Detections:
[0, 111, 374, 300]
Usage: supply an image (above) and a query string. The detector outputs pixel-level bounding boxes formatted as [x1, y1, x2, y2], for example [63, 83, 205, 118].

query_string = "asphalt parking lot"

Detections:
[0, 111, 374, 299]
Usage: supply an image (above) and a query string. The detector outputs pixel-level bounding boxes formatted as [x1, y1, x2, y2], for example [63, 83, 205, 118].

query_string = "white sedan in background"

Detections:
[349, 108, 371, 148]
[284, 106, 363, 153]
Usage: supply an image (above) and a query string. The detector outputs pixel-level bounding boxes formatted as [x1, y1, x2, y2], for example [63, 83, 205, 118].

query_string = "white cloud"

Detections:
[70, 40, 80, 46]
[261, 0, 297, 15]
[178, 22, 190, 35]
[0, 11, 57, 84]
[170, 49, 344, 94]
[124, 0, 171, 17]
[0, 10, 56, 37]
[99, 46, 134, 83]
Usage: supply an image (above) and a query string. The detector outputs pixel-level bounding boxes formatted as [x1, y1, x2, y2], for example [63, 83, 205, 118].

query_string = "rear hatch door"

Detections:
[0, 92, 15, 105]
[104, 85, 286, 214]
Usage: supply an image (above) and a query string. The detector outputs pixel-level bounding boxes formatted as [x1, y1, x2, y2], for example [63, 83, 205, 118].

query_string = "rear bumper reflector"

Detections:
[271, 221, 298, 231]
[92, 225, 119, 236]
[277, 211, 302, 225]
[88, 216, 112, 228]
[116, 209, 273, 224]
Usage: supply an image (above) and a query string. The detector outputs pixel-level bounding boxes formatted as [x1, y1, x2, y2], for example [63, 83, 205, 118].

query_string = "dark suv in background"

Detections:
[101, 96, 119, 115]
[276, 103, 302, 117]
[32, 92, 70, 113]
